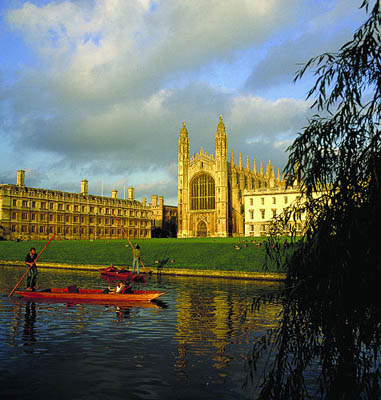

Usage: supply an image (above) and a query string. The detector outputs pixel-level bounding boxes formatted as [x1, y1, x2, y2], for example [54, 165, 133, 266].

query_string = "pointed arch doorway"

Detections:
[197, 221, 207, 237]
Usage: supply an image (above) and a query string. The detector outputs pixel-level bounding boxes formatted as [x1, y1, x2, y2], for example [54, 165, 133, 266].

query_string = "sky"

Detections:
[0, 0, 368, 205]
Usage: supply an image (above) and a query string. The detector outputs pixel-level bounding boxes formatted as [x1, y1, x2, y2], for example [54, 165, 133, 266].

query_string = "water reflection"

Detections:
[22, 302, 36, 352]
[171, 280, 281, 388]
[115, 305, 130, 321]
[1, 266, 282, 399]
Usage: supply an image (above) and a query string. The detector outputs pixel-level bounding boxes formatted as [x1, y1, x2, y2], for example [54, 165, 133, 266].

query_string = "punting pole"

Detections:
[112, 213, 150, 274]
[8, 233, 56, 297]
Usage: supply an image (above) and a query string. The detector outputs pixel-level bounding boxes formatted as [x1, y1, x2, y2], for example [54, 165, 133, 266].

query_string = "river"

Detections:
[0, 265, 281, 399]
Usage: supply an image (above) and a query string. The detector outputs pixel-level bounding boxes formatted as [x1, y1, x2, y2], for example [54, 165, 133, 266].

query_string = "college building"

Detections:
[177, 116, 288, 237]
[1, 117, 304, 241]
[0, 170, 177, 241]
[243, 186, 304, 236]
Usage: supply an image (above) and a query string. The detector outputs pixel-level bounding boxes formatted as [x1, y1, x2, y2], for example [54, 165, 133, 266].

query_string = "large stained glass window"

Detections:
[190, 174, 215, 210]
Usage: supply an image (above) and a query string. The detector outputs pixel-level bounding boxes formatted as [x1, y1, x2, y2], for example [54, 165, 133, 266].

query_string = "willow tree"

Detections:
[249, 1, 381, 398]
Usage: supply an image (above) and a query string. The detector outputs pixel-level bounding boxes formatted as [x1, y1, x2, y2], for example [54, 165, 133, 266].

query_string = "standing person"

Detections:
[132, 244, 141, 274]
[25, 247, 38, 291]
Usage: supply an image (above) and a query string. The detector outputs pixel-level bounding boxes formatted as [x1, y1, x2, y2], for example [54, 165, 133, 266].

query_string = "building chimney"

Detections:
[81, 179, 88, 195]
[112, 190, 118, 199]
[159, 196, 164, 207]
[152, 195, 158, 207]
[17, 170, 25, 187]
[142, 197, 146, 206]
[128, 187, 134, 201]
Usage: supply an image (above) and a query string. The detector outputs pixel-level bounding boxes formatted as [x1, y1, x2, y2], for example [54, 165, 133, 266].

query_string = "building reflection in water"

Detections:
[115, 306, 130, 321]
[174, 282, 281, 376]
[22, 302, 37, 352]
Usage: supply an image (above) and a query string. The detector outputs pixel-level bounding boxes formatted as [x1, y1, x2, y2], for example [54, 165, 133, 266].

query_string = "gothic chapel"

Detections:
[177, 116, 285, 237]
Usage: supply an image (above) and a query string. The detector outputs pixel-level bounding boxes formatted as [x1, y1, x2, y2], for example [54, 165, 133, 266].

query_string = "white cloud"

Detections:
[0, 0, 367, 203]
[244, 0, 366, 91]
[229, 96, 311, 138]
[6, 0, 302, 99]
[273, 139, 293, 149]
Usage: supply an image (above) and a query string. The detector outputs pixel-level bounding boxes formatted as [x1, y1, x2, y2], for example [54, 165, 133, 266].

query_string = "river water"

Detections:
[0, 265, 281, 400]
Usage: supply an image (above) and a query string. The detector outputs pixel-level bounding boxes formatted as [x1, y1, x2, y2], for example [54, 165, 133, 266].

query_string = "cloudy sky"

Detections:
[0, 0, 367, 205]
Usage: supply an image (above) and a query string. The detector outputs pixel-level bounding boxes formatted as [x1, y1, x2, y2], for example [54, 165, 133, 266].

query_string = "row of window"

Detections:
[12, 225, 149, 236]
[11, 200, 149, 217]
[249, 196, 289, 206]
[11, 213, 149, 226]
[247, 222, 304, 233]
[247, 208, 304, 220]
[7, 190, 136, 205]
[231, 173, 267, 189]
[247, 224, 268, 232]
[248, 209, 274, 219]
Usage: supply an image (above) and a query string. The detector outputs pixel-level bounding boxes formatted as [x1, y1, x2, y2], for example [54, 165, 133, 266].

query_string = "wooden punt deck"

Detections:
[15, 288, 164, 302]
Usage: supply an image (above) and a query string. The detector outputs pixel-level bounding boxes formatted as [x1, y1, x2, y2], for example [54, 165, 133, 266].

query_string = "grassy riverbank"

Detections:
[0, 237, 285, 273]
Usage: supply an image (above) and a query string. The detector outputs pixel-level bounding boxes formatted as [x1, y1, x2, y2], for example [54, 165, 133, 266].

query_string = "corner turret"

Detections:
[215, 115, 227, 161]
[178, 121, 189, 160]
[178, 121, 190, 237]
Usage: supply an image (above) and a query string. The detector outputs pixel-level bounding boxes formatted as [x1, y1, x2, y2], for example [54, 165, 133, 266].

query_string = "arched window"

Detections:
[190, 174, 215, 210]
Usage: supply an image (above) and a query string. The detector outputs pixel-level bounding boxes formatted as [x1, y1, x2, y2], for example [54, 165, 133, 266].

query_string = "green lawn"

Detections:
[0, 237, 285, 273]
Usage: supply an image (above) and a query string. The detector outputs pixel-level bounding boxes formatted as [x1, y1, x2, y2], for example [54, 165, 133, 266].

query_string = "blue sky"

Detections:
[0, 0, 367, 205]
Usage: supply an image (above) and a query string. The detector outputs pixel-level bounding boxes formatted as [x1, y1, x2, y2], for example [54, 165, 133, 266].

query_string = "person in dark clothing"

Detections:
[132, 244, 141, 274]
[25, 248, 38, 291]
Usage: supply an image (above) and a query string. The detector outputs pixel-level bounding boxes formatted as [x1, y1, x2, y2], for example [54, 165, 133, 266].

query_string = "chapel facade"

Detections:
[177, 116, 286, 237]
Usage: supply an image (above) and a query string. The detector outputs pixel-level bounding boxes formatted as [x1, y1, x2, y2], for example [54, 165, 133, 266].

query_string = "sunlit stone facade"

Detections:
[0, 170, 176, 241]
[177, 116, 286, 237]
[244, 186, 303, 237]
